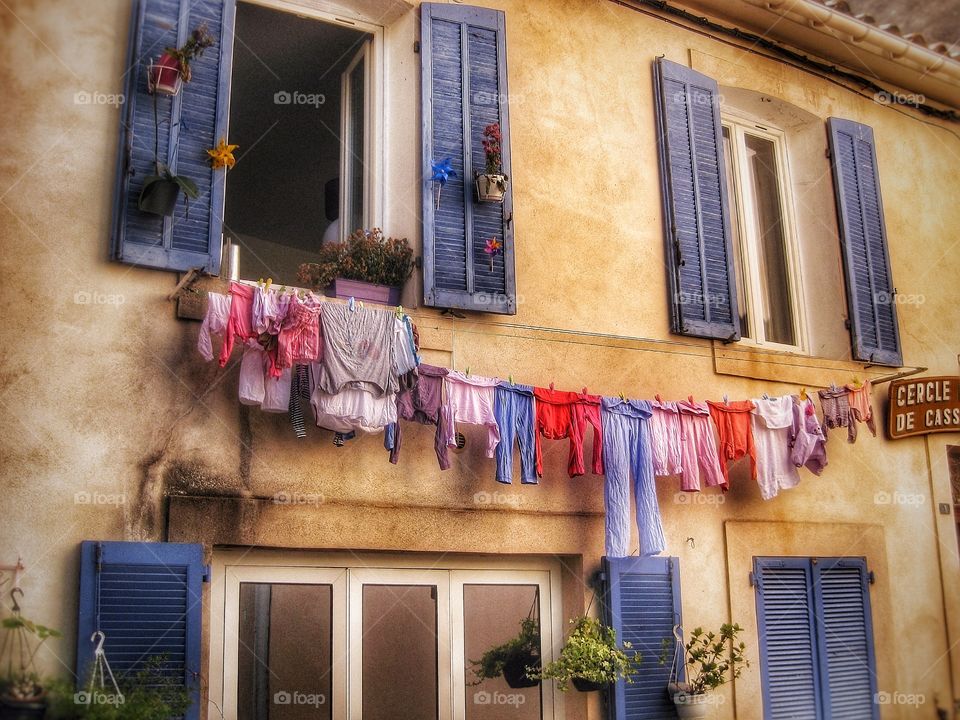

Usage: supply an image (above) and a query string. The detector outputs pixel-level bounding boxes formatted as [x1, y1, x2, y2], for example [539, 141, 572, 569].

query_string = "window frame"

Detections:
[721, 111, 808, 354]
[231, 0, 385, 260]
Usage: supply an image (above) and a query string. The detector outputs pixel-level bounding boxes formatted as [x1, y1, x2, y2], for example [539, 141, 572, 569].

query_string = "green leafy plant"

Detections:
[165, 23, 215, 82]
[468, 617, 540, 685]
[667, 623, 748, 696]
[0, 613, 62, 702]
[298, 228, 415, 290]
[531, 616, 639, 691]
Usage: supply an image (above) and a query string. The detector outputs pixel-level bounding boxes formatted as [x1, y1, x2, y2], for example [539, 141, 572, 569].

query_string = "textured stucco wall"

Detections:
[1, 0, 959, 718]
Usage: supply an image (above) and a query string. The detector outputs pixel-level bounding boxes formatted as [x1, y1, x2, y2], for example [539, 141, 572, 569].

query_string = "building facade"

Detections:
[1, 0, 959, 718]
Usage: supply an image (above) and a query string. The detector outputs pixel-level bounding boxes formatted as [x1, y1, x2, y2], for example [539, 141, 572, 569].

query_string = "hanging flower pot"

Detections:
[475, 173, 508, 203]
[138, 171, 199, 217]
[148, 52, 183, 96]
[571, 677, 607, 692]
[502, 652, 540, 689]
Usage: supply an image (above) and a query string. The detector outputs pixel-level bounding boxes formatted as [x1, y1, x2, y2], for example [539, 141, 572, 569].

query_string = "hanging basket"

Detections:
[571, 677, 607, 692]
[148, 53, 183, 96]
[138, 178, 182, 217]
[475, 173, 507, 203]
[502, 653, 540, 688]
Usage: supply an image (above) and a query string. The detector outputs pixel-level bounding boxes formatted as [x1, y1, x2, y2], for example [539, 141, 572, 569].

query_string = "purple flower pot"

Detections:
[328, 278, 401, 307]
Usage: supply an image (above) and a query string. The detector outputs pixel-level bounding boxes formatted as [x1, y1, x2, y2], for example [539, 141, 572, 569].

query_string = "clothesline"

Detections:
[197, 284, 884, 558]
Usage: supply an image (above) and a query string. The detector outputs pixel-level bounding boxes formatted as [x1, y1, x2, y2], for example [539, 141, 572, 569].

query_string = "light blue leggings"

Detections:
[494, 382, 537, 484]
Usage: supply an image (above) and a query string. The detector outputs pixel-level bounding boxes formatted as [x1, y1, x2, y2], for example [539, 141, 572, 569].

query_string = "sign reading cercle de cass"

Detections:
[888, 376, 960, 440]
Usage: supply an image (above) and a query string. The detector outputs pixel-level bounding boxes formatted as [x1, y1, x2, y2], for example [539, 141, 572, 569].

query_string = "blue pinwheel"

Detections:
[430, 158, 456, 208]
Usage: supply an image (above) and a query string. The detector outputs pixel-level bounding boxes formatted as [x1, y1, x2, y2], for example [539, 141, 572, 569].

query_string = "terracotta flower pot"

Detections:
[475, 173, 507, 203]
[149, 52, 183, 95]
[328, 278, 401, 306]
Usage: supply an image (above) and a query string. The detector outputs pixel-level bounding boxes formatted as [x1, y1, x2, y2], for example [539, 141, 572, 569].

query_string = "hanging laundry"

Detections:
[676, 399, 725, 492]
[443, 371, 500, 458]
[751, 395, 800, 500]
[318, 302, 398, 397]
[261, 366, 292, 413]
[238, 341, 267, 407]
[601, 398, 665, 557]
[311, 386, 398, 433]
[494, 382, 537, 484]
[219, 282, 258, 367]
[706, 400, 757, 489]
[276, 294, 323, 373]
[846, 379, 877, 439]
[288, 364, 311, 438]
[393, 316, 419, 389]
[790, 395, 827, 475]
[818, 387, 856, 443]
[649, 399, 683, 477]
[533, 386, 604, 478]
[390, 364, 450, 470]
[197, 292, 231, 362]
[253, 285, 290, 336]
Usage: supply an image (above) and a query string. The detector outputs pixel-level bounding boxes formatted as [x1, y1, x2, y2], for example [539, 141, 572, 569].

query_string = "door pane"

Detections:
[744, 132, 795, 346]
[238, 583, 332, 720]
[362, 585, 438, 720]
[464, 585, 542, 720]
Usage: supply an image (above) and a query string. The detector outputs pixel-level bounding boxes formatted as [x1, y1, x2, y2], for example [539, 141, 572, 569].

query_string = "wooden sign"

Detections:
[888, 376, 960, 439]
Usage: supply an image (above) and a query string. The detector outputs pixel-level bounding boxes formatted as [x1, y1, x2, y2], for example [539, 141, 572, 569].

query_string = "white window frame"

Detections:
[208, 549, 565, 720]
[722, 112, 807, 354]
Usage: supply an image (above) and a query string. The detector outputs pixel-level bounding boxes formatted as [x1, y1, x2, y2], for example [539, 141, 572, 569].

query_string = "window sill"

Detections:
[712, 342, 889, 388]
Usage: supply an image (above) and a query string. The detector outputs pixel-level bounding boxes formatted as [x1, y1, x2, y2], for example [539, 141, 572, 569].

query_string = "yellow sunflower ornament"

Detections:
[207, 139, 238, 169]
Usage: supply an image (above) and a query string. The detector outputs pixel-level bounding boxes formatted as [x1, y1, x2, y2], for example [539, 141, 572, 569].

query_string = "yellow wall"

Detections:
[1, 0, 959, 718]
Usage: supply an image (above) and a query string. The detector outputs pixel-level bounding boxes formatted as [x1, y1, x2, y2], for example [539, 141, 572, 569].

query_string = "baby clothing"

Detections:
[277, 294, 323, 373]
[391, 364, 450, 470]
[846, 380, 877, 439]
[533, 387, 604, 478]
[219, 282, 257, 367]
[312, 386, 397, 433]
[238, 341, 267, 406]
[197, 292, 231, 362]
[751, 395, 801, 500]
[649, 400, 683, 477]
[818, 388, 856, 443]
[790, 396, 827, 475]
[676, 399, 725, 492]
[261, 367, 292, 413]
[601, 398, 665, 558]
[252, 286, 290, 336]
[444, 371, 501, 458]
[318, 303, 397, 397]
[572, 391, 604, 476]
[494, 382, 537, 484]
[706, 400, 757, 488]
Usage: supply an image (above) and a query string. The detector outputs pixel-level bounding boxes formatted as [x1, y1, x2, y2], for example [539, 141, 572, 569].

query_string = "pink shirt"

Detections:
[676, 399, 724, 492]
[444, 371, 501, 458]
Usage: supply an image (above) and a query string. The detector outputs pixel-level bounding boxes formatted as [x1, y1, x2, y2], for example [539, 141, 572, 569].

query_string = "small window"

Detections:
[224, 2, 378, 285]
[722, 118, 805, 352]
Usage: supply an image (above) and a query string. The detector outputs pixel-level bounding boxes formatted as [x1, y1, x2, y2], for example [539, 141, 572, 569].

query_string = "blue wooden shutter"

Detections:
[653, 58, 740, 341]
[754, 557, 823, 719]
[827, 118, 902, 366]
[76, 541, 206, 719]
[111, 0, 236, 274]
[812, 558, 879, 720]
[420, 3, 516, 315]
[604, 556, 682, 720]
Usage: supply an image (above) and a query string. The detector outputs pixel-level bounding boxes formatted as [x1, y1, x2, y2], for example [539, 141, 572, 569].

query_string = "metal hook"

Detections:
[91, 630, 106, 656]
[10, 587, 23, 614]
[685, 537, 696, 549]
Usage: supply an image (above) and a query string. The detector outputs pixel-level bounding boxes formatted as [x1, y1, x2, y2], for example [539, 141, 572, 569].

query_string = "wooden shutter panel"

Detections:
[77, 541, 206, 719]
[653, 58, 740, 341]
[754, 558, 823, 719]
[604, 555, 683, 719]
[812, 558, 879, 720]
[827, 118, 902, 366]
[111, 0, 236, 274]
[420, 3, 516, 315]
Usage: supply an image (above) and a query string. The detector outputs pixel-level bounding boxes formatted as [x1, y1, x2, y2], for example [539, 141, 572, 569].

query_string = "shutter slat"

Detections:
[654, 59, 740, 341]
[827, 118, 902, 366]
[112, 0, 235, 274]
[421, 3, 516, 314]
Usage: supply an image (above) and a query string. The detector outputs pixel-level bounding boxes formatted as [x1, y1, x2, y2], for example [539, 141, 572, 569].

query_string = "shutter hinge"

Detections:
[598, 571, 607, 584]
[867, 570, 876, 585]
[825, 147, 831, 159]
[202, 564, 211, 583]
[414, 40, 421, 53]
[844, 318, 851, 330]
[748, 570, 756, 587]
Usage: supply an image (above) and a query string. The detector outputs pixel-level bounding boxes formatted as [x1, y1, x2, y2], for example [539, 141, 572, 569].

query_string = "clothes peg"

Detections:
[279, 285, 286, 293]
[619, 392, 627, 401]
[348, 297, 355, 311]
[509, 375, 514, 384]
[851, 375, 863, 389]
[395, 305, 404, 319]
[723, 393, 729, 406]
[655, 393, 663, 403]
[582, 387, 588, 395]
[265, 278, 273, 291]
[465, 366, 471, 376]
[258, 278, 264, 287]
[549, 382, 555, 391]
[762, 392, 770, 400]
[688, 394, 695, 404]
[799, 387, 808, 401]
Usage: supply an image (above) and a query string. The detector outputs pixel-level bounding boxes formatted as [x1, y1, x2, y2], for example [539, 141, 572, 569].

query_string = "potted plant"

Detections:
[297, 228, 414, 306]
[148, 23, 215, 96]
[0, 600, 62, 720]
[469, 617, 541, 689]
[475, 122, 508, 203]
[531, 616, 639, 692]
[665, 623, 748, 719]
